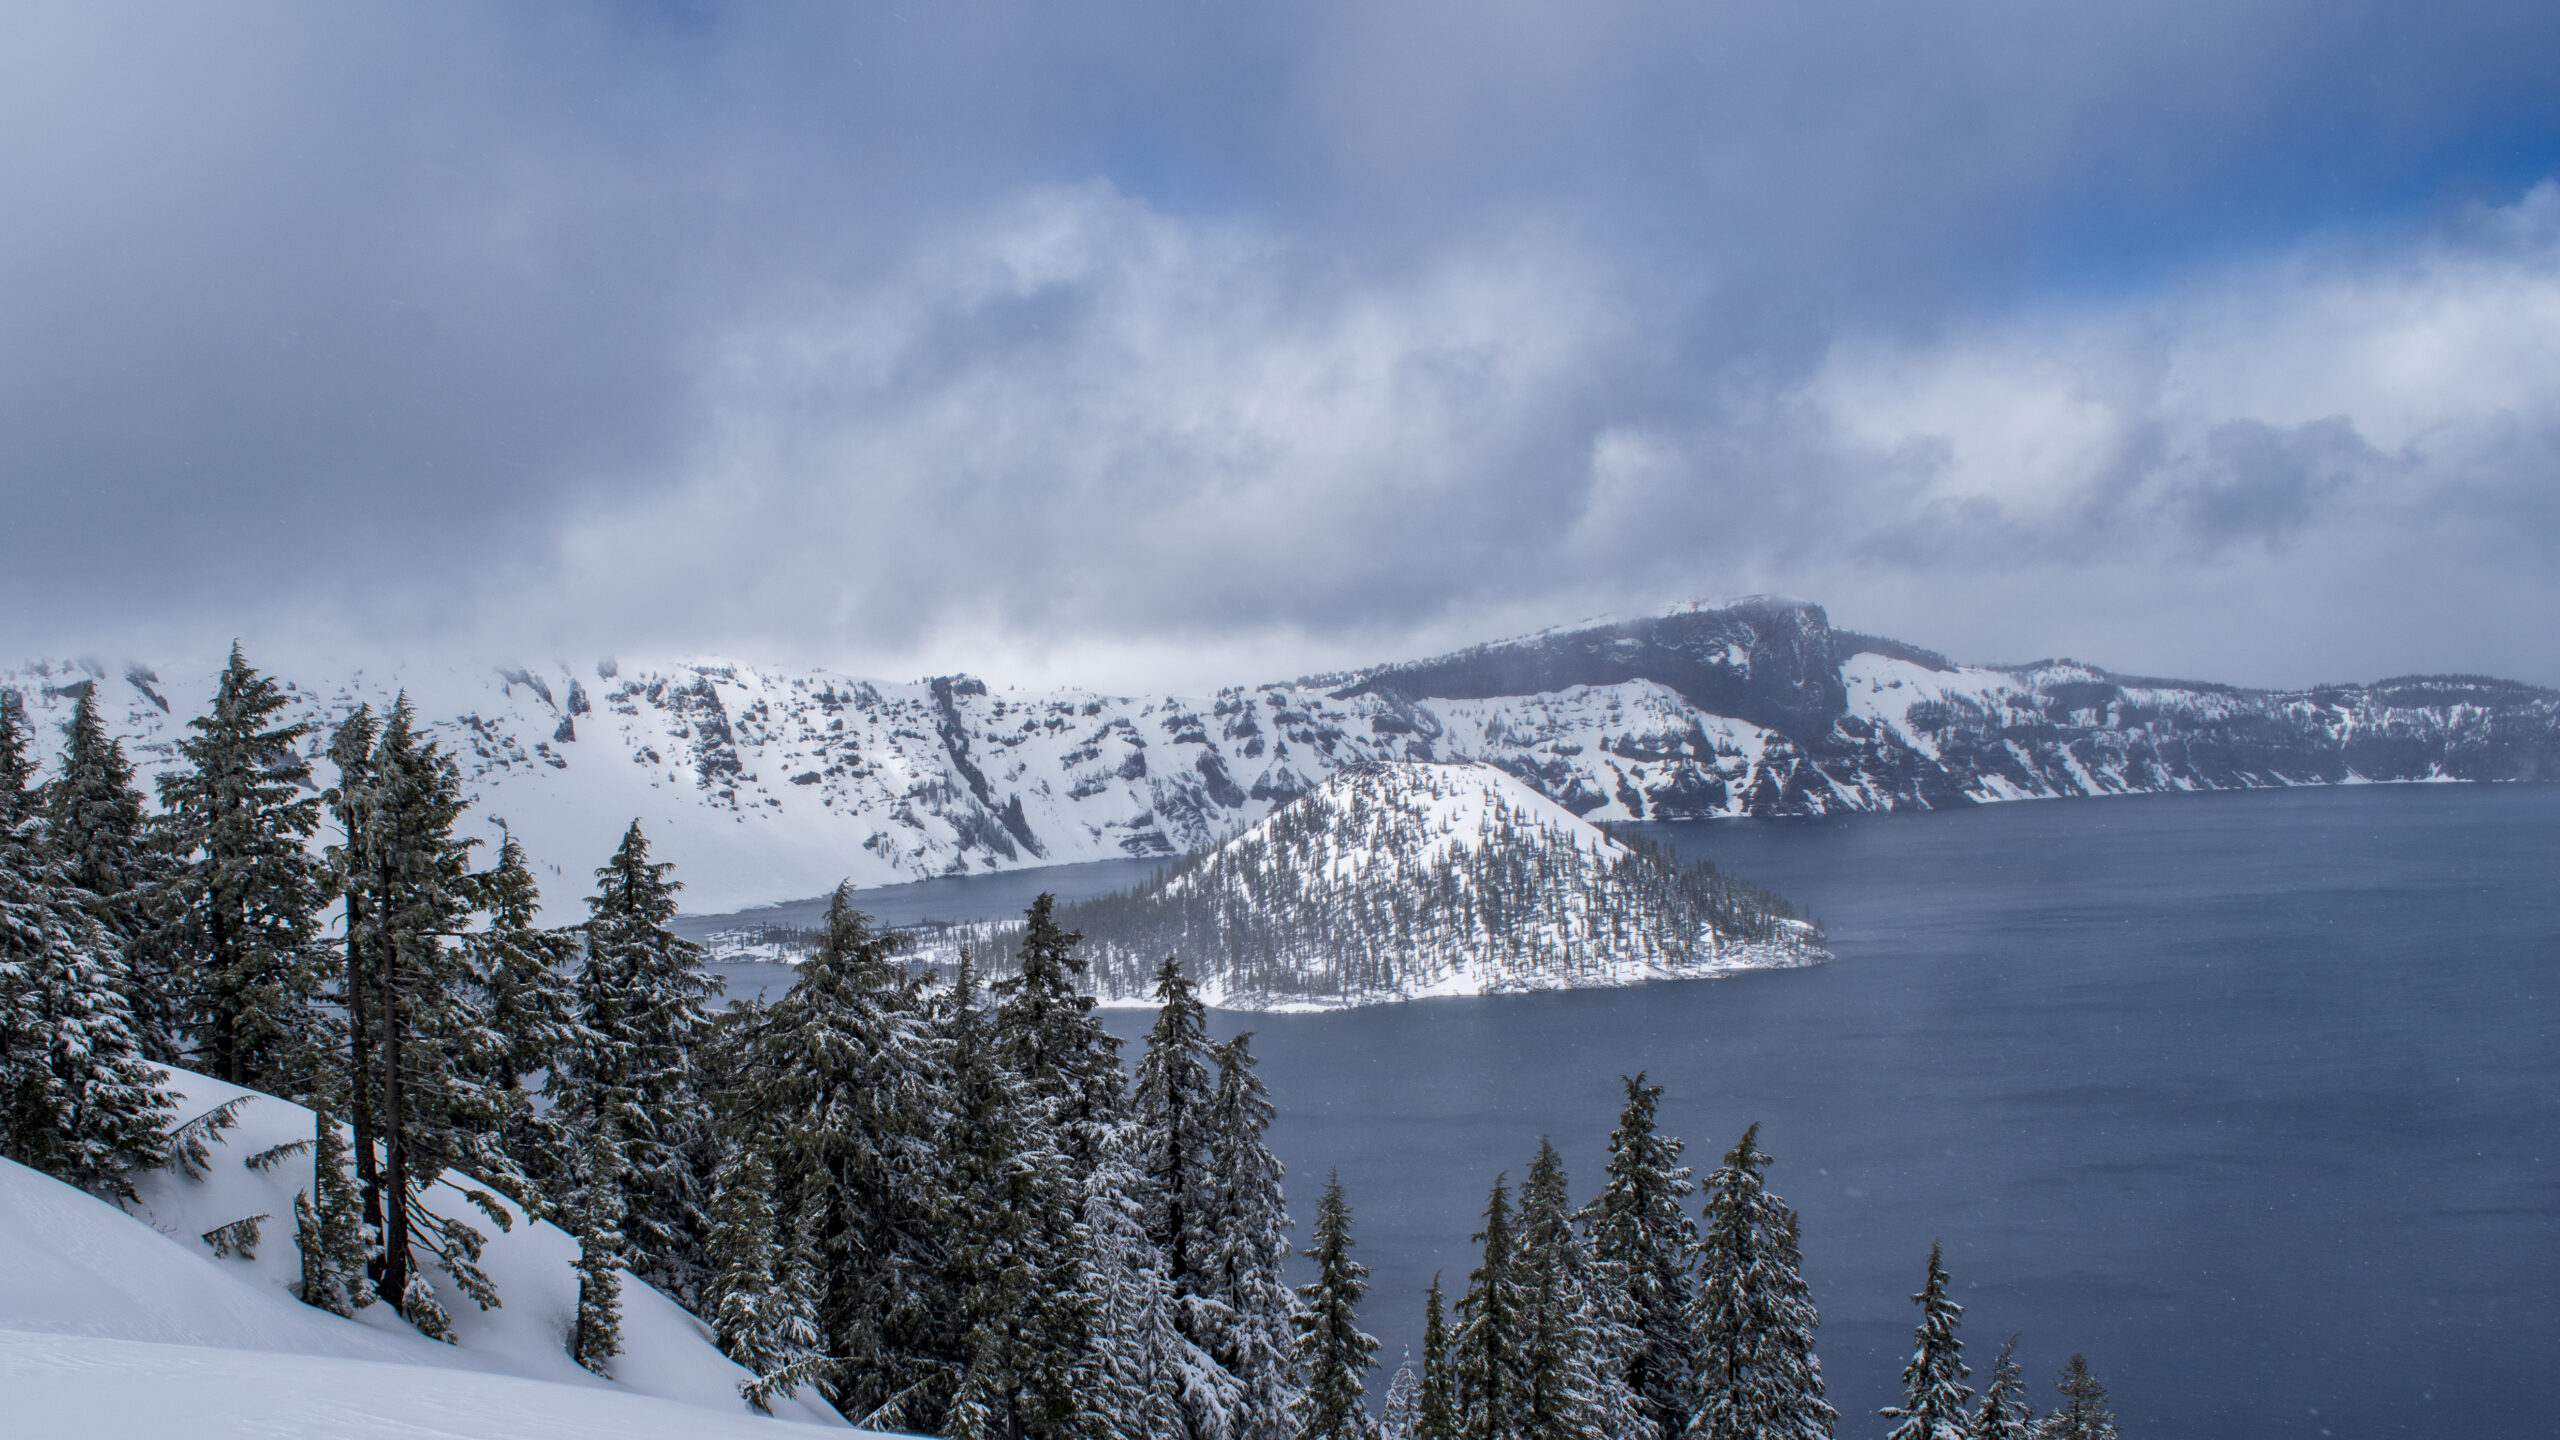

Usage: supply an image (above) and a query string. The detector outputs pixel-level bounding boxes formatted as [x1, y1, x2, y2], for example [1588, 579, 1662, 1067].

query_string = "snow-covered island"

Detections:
[930, 761, 1827, 1011]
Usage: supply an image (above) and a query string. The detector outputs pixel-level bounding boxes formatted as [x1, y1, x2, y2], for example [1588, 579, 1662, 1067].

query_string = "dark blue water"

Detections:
[1092, 785, 2560, 1440]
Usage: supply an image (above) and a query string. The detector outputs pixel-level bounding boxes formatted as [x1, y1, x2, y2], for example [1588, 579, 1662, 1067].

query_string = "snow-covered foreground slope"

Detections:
[946, 762, 1826, 1011]
[9, 598, 2553, 913]
[0, 1069, 849, 1437]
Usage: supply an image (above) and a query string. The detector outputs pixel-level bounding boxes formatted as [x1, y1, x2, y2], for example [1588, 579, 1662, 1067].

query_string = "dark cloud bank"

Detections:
[4, 0, 2558, 691]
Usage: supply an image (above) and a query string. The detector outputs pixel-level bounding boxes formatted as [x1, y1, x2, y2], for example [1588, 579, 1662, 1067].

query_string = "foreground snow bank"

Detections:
[0, 1065, 855, 1436]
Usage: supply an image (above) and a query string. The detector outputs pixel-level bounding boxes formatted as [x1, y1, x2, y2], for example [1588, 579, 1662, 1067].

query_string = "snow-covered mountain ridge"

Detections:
[939, 762, 1825, 1011]
[7, 598, 2553, 913]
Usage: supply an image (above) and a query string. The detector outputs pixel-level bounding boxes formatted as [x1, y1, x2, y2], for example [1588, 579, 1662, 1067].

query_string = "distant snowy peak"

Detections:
[955, 760, 1825, 1011]
[6, 597, 2555, 912]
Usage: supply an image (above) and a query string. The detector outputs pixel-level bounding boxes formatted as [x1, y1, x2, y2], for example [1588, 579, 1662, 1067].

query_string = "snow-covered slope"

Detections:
[945, 762, 1825, 1011]
[8, 599, 2553, 913]
[0, 1067, 847, 1436]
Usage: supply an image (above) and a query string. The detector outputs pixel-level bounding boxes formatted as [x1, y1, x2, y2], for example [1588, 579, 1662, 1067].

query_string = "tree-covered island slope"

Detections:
[942, 760, 1824, 1011]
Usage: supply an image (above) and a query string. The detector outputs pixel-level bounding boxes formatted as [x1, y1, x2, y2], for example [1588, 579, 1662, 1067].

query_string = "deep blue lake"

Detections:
[712, 783, 2560, 1438]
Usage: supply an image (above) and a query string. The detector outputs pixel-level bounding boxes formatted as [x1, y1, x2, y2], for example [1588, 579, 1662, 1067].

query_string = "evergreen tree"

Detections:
[706, 1142, 784, 1372]
[1379, 1354, 1421, 1440]
[1415, 1276, 1457, 1440]
[1081, 1124, 1219, 1440]
[1966, 1337, 2034, 1440]
[1880, 1244, 1971, 1440]
[1453, 1178, 1525, 1440]
[43, 688, 181, 1062]
[570, 1119, 626, 1374]
[342, 701, 509, 1319]
[1513, 1138, 1635, 1440]
[1291, 1172, 1379, 1440]
[2032, 1355, 2117, 1440]
[932, 950, 1086, 1440]
[0, 708, 174, 1198]
[711, 885, 944, 1427]
[1583, 1074, 1696, 1440]
[1134, 956, 1221, 1311]
[1686, 1124, 1831, 1440]
[993, 891, 1127, 1148]
[462, 832, 585, 1196]
[296, 1072, 372, 1316]
[158, 645, 330, 1095]
[1208, 1030, 1301, 1440]
[564, 820, 721, 1307]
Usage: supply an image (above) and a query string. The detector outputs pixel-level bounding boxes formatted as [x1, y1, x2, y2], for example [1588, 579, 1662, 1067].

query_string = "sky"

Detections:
[3, 0, 2558, 695]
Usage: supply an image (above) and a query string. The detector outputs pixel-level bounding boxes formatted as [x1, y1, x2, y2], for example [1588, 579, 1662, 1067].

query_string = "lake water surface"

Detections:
[717, 784, 2560, 1438]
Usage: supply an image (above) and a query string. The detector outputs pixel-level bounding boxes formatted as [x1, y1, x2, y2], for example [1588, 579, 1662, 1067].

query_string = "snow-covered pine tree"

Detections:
[993, 891, 1128, 1151]
[1582, 1074, 1697, 1440]
[1880, 1243, 1971, 1440]
[1379, 1353, 1421, 1440]
[0, 691, 32, 825]
[1207, 1030, 1301, 1440]
[932, 950, 1086, 1440]
[1080, 1124, 1216, 1440]
[1758, 1204, 1832, 1440]
[0, 704, 174, 1198]
[324, 704, 386, 1238]
[1513, 1138, 1635, 1440]
[1966, 1336, 2034, 1440]
[43, 687, 182, 1063]
[295, 1070, 372, 1316]
[570, 1118, 626, 1374]
[345, 702, 514, 1322]
[158, 646, 331, 1095]
[565, 820, 722, 1307]
[1416, 1275, 1457, 1440]
[1686, 1123, 1832, 1440]
[706, 1143, 784, 1373]
[2031, 1355, 2116, 1440]
[461, 831, 584, 1195]
[1134, 956, 1221, 1315]
[1291, 1171, 1379, 1440]
[713, 884, 944, 1427]
[1454, 1178, 1525, 1440]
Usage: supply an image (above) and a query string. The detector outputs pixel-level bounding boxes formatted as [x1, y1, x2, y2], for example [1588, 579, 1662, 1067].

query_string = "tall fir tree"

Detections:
[158, 645, 330, 1095]
[1134, 956, 1221, 1314]
[1582, 1074, 1697, 1440]
[1513, 1138, 1636, 1440]
[1080, 1124, 1221, 1440]
[324, 705, 386, 1241]
[1291, 1172, 1380, 1440]
[565, 820, 722, 1307]
[341, 701, 510, 1323]
[0, 698, 174, 1198]
[43, 687, 182, 1062]
[1206, 1030, 1301, 1440]
[1415, 1275, 1458, 1440]
[570, 1118, 627, 1374]
[460, 831, 584, 1195]
[932, 950, 1087, 1440]
[1881, 1244, 1971, 1440]
[1966, 1336, 2035, 1440]
[710, 885, 946, 1429]
[2031, 1355, 2117, 1440]
[1454, 1177, 1525, 1440]
[1686, 1124, 1831, 1440]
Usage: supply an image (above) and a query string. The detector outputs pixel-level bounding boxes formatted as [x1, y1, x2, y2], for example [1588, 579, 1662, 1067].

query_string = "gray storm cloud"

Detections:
[2, 0, 2557, 690]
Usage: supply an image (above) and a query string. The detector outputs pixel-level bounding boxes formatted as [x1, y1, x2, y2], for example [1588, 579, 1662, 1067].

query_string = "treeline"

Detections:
[967, 762, 1821, 1006]
[1351, 1081, 2127, 1440]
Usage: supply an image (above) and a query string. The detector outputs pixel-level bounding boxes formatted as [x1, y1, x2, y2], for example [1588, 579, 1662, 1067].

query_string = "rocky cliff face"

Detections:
[8, 599, 2552, 910]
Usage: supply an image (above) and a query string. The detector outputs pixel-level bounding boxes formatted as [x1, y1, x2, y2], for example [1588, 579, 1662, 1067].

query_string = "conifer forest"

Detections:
[3, 649, 2130, 1438]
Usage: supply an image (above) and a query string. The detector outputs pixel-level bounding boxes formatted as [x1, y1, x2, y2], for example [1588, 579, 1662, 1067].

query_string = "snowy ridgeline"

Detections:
[921, 763, 1826, 1012]
[0, 1067, 853, 1439]
[10, 598, 2553, 916]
